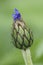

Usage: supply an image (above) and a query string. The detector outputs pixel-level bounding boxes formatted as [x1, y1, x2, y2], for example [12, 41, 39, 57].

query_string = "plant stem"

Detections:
[22, 48, 33, 65]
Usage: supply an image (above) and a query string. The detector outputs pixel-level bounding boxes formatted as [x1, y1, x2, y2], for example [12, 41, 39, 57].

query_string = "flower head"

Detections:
[12, 8, 21, 21]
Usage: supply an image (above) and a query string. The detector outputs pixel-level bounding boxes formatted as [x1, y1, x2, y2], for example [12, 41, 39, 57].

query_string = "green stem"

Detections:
[22, 48, 33, 65]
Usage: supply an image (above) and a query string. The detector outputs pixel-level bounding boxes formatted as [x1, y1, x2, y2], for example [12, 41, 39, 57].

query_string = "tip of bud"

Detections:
[12, 8, 21, 21]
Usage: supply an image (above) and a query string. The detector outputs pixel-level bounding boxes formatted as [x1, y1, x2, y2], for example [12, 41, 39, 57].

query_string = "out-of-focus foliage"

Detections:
[0, 0, 43, 65]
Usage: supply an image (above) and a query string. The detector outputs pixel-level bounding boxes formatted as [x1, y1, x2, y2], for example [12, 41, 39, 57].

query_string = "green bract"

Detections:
[12, 19, 33, 50]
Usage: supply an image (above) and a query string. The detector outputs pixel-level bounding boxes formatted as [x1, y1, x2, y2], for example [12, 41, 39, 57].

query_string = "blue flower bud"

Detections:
[12, 8, 21, 21]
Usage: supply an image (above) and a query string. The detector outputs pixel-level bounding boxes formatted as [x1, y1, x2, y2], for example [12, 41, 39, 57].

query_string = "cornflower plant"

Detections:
[12, 8, 33, 65]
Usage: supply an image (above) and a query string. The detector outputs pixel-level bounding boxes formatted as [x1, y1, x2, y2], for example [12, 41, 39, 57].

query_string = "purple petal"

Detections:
[12, 14, 17, 20]
[14, 8, 19, 14]
[12, 8, 21, 21]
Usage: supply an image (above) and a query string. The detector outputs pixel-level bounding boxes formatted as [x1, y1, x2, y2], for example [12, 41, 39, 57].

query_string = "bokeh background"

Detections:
[0, 0, 43, 65]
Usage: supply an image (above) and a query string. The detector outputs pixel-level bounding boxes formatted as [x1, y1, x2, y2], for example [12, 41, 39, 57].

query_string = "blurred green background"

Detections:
[0, 0, 43, 65]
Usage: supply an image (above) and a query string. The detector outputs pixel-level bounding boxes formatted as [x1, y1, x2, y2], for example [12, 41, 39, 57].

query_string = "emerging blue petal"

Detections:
[12, 8, 21, 21]
[12, 14, 17, 20]
[14, 8, 19, 14]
